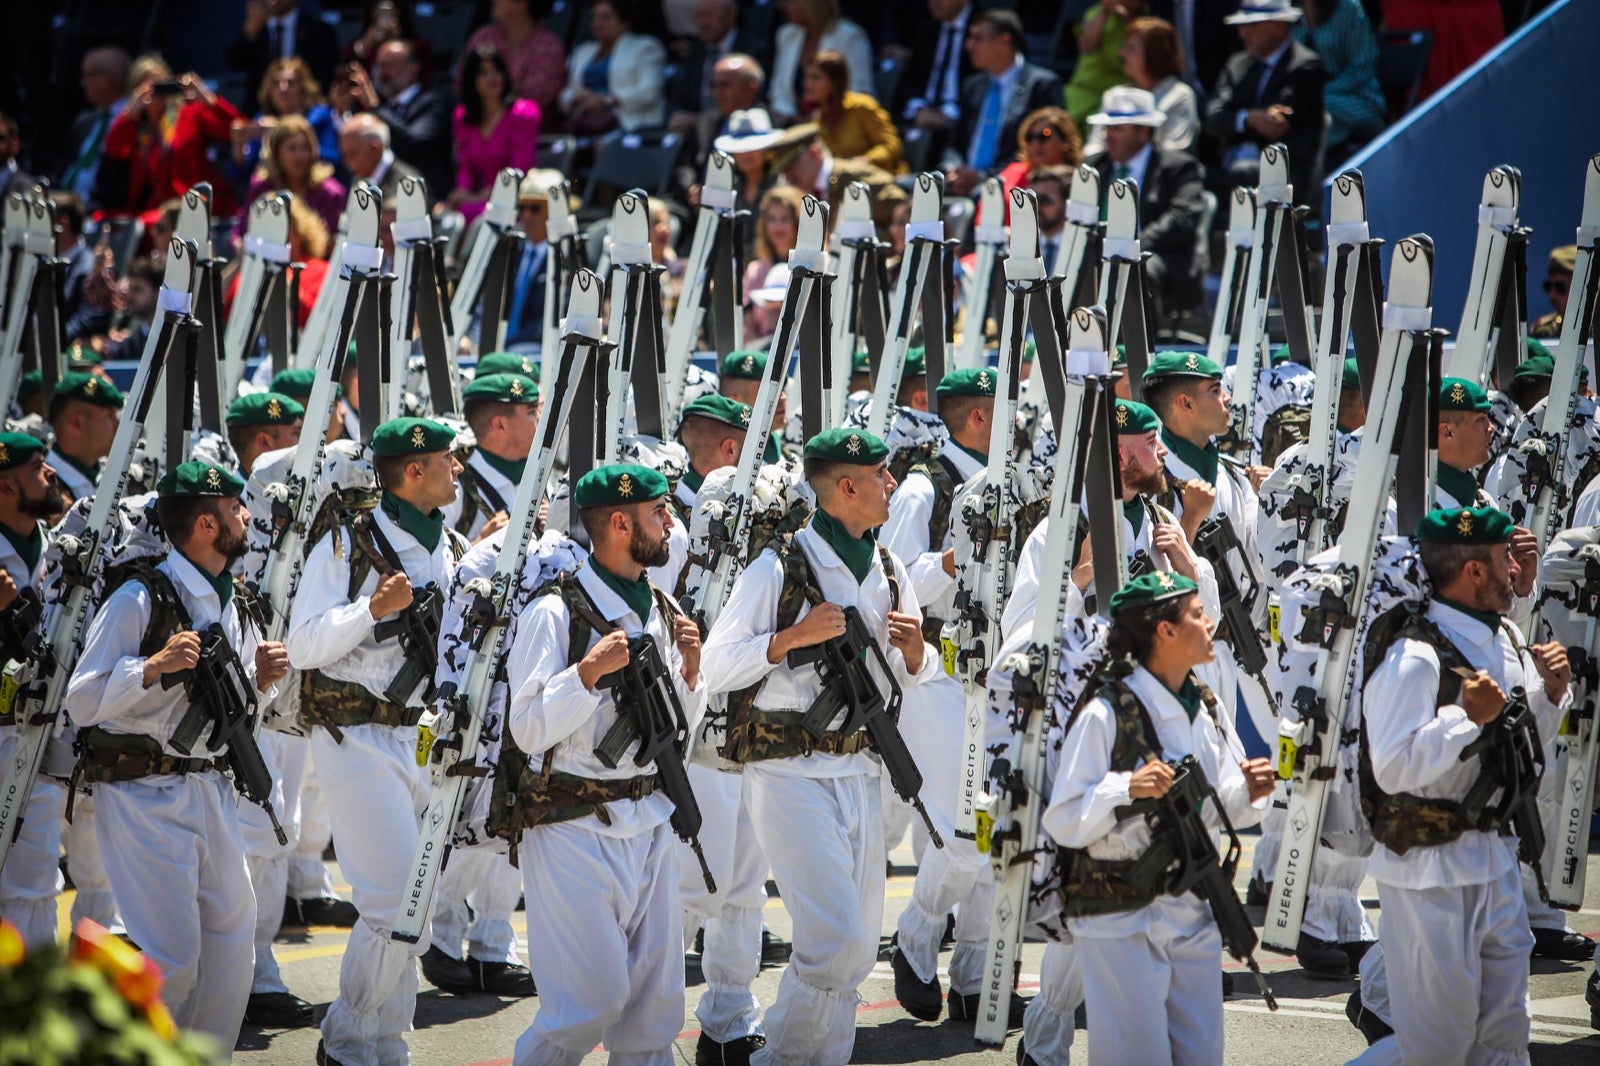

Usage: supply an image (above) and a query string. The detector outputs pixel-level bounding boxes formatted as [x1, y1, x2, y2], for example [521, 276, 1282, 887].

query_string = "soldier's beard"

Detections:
[1122, 461, 1167, 497]
[629, 527, 671, 569]
[214, 523, 250, 566]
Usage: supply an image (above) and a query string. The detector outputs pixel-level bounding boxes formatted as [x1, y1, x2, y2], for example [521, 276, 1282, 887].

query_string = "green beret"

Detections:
[720, 349, 768, 381]
[475, 352, 537, 377]
[1525, 337, 1551, 361]
[1342, 357, 1361, 391]
[902, 346, 927, 378]
[1108, 570, 1200, 615]
[65, 341, 102, 369]
[1113, 399, 1160, 435]
[370, 417, 456, 456]
[157, 461, 245, 498]
[804, 427, 889, 465]
[0, 432, 46, 471]
[680, 394, 753, 430]
[1414, 505, 1513, 545]
[1023, 340, 1037, 364]
[573, 463, 669, 508]
[1111, 343, 1127, 370]
[1270, 343, 1292, 365]
[54, 372, 123, 409]
[270, 367, 332, 402]
[17, 370, 43, 399]
[851, 350, 872, 374]
[226, 391, 305, 427]
[1142, 350, 1221, 383]
[1512, 353, 1555, 382]
[462, 372, 539, 404]
[935, 367, 998, 399]
[1439, 377, 1492, 413]
[1549, 244, 1577, 275]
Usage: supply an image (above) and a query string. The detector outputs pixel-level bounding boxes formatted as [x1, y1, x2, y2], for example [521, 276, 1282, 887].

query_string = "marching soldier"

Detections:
[64, 461, 291, 1051]
[501, 463, 705, 1064]
[443, 372, 542, 542]
[45, 371, 123, 505]
[224, 392, 305, 480]
[1436, 377, 1499, 510]
[285, 417, 467, 1066]
[717, 352, 785, 464]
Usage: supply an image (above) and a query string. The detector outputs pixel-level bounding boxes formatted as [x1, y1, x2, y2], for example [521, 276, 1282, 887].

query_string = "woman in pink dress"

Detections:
[450, 47, 541, 223]
[457, 0, 567, 112]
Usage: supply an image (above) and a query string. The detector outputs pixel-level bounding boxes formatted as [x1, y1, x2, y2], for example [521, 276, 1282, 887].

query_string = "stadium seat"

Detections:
[1377, 29, 1434, 119]
[580, 131, 682, 220]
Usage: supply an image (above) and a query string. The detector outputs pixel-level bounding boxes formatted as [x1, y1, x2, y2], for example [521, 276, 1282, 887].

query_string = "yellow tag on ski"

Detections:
[1267, 601, 1281, 646]
[1276, 733, 1297, 780]
[973, 808, 994, 854]
[940, 637, 958, 677]
[416, 724, 435, 767]
[0, 671, 16, 720]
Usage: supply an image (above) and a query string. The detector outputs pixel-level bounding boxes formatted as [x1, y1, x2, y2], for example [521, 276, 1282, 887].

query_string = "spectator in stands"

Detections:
[354, 40, 453, 203]
[1382, 0, 1503, 102]
[673, 52, 765, 182]
[100, 55, 244, 225]
[1028, 165, 1072, 274]
[801, 51, 905, 175]
[650, 198, 686, 321]
[558, 0, 668, 135]
[61, 47, 129, 206]
[96, 257, 162, 362]
[1202, 0, 1325, 204]
[1065, 0, 1148, 129]
[450, 47, 540, 224]
[744, 185, 803, 338]
[0, 113, 33, 201]
[1085, 86, 1206, 319]
[49, 192, 109, 344]
[458, 0, 567, 113]
[1295, 0, 1384, 162]
[1086, 17, 1200, 154]
[667, 0, 763, 124]
[995, 106, 1082, 200]
[146, 199, 182, 263]
[227, 198, 331, 330]
[942, 9, 1065, 198]
[339, 114, 427, 206]
[1147, 0, 1241, 96]
[497, 169, 565, 350]
[225, 0, 341, 103]
[344, 0, 435, 86]
[898, 0, 977, 162]
[230, 58, 340, 187]
[768, 0, 874, 125]
[775, 127, 896, 224]
[706, 108, 782, 248]
[1532, 244, 1576, 340]
[239, 115, 348, 239]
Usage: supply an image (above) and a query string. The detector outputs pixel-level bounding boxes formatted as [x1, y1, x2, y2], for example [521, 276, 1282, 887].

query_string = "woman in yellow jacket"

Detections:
[800, 50, 907, 176]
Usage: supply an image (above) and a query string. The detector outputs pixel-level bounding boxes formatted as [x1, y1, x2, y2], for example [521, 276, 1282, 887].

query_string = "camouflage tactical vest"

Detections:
[720, 537, 900, 764]
[1260, 404, 1312, 468]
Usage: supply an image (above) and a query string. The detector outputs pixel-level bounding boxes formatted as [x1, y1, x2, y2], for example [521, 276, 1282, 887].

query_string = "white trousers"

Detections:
[678, 765, 766, 1043]
[95, 770, 256, 1056]
[515, 818, 683, 1066]
[63, 790, 121, 931]
[1077, 921, 1224, 1066]
[241, 730, 309, 995]
[1349, 865, 1531, 1066]
[313, 725, 431, 1066]
[1021, 940, 1084, 1066]
[746, 769, 885, 1066]
[289, 749, 336, 901]
[0, 739, 63, 949]
[433, 846, 524, 962]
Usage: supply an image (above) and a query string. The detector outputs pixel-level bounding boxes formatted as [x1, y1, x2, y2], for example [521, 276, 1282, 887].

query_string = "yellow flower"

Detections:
[0, 918, 24, 967]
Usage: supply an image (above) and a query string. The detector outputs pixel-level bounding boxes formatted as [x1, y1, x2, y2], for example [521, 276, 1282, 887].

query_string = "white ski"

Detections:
[955, 178, 1008, 371]
[1447, 165, 1522, 383]
[867, 174, 944, 439]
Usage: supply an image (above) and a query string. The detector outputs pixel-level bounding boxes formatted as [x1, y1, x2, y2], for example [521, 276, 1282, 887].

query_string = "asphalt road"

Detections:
[166, 831, 1600, 1066]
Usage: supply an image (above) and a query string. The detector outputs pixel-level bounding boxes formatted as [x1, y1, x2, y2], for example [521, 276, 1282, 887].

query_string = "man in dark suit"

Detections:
[497, 170, 565, 350]
[666, 0, 769, 118]
[1202, 0, 1325, 204]
[942, 9, 1065, 197]
[1086, 87, 1207, 319]
[1147, 0, 1242, 98]
[50, 193, 110, 344]
[225, 0, 342, 100]
[337, 113, 430, 206]
[370, 40, 453, 204]
[896, 0, 978, 164]
[58, 47, 129, 208]
[0, 112, 35, 203]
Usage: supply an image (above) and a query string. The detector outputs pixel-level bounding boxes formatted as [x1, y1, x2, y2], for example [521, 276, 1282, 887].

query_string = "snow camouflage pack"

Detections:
[1483, 393, 1600, 531]
[544, 434, 690, 536]
[841, 399, 949, 478]
[1535, 524, 1600, 652]
[1256, 429, 1372, 584]
[434, 528, 588, 851]
[1222, 358, 1315, 453]
[1270, 535, 1428, 858]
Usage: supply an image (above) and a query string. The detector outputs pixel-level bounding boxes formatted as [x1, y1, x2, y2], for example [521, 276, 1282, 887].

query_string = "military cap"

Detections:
[573, 463, 669, 508]
[370, 417, 455, 456]
[1342, 357, 1361, 390]
[1548, 244, 1577, 275]
[54, 372, 123, 409]
[65, 341, 102, 369]
[1415, 505, 1514, 545]
[1512, 352, 1555, 382]
[157, 461, 246, 498]
[226, 391, 305, 427]
[475, 352, 538, 377]
[462, 372, 539, 404]
[0, 432, 46, 471]
[270, 367, 337, 402]
[680, 394, 753, 430]
[936, 367, 998, 398]
[1107, 570, 1200, 615]
[851, 350, 873, 374]
[1270, 343, 1292, 365]
[1111, 343, 1127, 369]
[1439, 376, 1492, 413]
[1023, 339, 1037, 364]
[720, 350, 768, 381]
[1142, 350, 1222, 382]
[902, 347, 927, 378]
[804, 427, 889, 465]
[1113, 399, 1160, 435]
[17, 370, 43, 399]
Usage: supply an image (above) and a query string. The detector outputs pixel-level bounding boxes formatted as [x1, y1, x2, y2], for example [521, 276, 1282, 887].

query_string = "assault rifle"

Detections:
[787, 606, 945, 849]
[1114, 755, 1278, 1009]
[594, 633, 717, 893]
[374, 582, 445, 705]
[162, 623, 288, 844]
[1193, 517, 1269, 681]
[1455, 684, 1548, 900]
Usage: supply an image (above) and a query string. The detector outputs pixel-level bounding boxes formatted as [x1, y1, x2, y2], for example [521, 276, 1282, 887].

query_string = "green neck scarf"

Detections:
[175, 548, 233, 611]
[1160, 428, 1218, 487]
[0, 519, 43, 574]
[1435, 595, 1502, 633]
[1123, 498, 1145, 537]
[681, 466, 706, 496]
[953, 441, 987, 467]
[1160, 671, 1204, 723]
[589, 557, 654, 622]
[810, 507, 876, 584]
[1436, 462, 1481, 509]
[381, 492, 444, 554]
[56, 449, 100, 488]
[764, 435, 782, 464]
[476, 447, 527, 485]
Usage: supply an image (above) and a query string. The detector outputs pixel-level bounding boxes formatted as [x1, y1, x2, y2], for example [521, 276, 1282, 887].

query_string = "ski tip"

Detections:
[911, 173, 943, 220]
[1333, 170, 1364, 198]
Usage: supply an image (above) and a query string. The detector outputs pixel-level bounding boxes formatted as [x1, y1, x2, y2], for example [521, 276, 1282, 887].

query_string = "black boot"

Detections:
[946, 988, 1028, 1027]
[889, 943, 942, 1021]
[470, 957, 537, 996]
[1530, 927, 1597, 961]
[243, 991, 315, 1028]
[1297, 933, 1353, 979]
[419, 945, 477, 993]
[1586, 967, 1599, 1031]
[1344, 988, 1394, 1045]
[694, 1032, 766, 1066]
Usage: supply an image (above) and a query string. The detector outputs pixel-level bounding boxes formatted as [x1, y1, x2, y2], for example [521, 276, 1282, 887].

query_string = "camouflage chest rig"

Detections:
[719, 536, 900, 764]
[487, 572, 685, 845]
[452, 460, 508, 538]
[902, 450, 960, 646]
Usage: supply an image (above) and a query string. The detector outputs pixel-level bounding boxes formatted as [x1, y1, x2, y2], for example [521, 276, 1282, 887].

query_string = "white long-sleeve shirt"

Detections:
[880, 441, 984, 622]
[441, 449, 517, 540]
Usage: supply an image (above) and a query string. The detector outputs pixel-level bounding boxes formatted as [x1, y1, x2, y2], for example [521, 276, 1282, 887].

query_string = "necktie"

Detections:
[929, 24, 957, 104]
[507, 244, 538, 339]
[1251, 59, 1273, 104]
[1041, 237, 1058, 269]
[269, 21, 283, 60]
[1114, 162, 1131, 182]
[972, 78, 1003, 171]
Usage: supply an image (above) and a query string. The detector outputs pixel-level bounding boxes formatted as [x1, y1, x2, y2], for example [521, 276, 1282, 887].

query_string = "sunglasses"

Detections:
[1025, 129, 1059, 144]
[1543, 278, 1569, 295]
